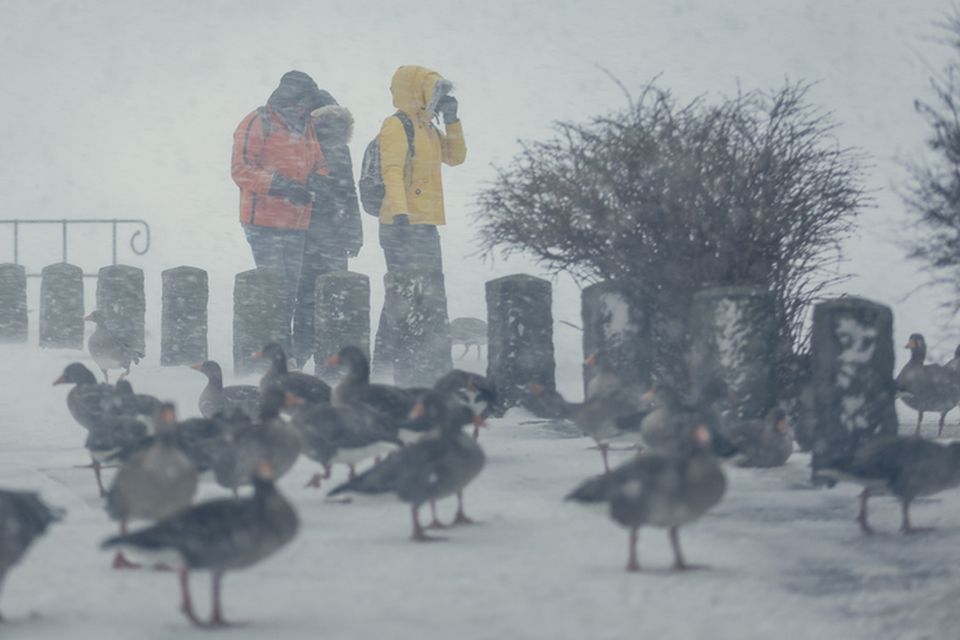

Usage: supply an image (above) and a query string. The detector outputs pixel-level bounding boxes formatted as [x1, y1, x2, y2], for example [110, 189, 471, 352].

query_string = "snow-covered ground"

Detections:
[3, 345, 960, 640]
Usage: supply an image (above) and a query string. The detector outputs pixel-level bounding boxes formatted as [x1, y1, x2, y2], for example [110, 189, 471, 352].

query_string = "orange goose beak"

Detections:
[324, 354, 341, 368]
[408, 402, 426, 420]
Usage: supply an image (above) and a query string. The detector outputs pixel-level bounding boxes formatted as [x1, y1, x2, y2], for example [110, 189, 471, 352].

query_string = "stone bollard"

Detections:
[313, 271, 370, 380]
[0, 263, 28, 343]
[486, 274, 555, 410]
[39, 263, 84, 349]
[809, 297, 898, 473]
[161, 266, 208, 366]
[581, 281, 651, 397]
[689, 286, 778, 420]
[388, 269, 453, 388]
[95, 264, 145, 355]
[233, 268, 289, 376]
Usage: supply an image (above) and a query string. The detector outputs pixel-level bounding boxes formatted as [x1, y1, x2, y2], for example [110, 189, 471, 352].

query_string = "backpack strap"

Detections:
[394, 111, 415, 158]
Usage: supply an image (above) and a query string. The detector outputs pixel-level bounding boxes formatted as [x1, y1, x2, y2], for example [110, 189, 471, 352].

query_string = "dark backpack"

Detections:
[358, 111, 415, 217]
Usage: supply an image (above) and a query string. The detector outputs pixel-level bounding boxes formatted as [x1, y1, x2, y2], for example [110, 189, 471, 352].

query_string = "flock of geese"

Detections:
[3, 319, 960, 628]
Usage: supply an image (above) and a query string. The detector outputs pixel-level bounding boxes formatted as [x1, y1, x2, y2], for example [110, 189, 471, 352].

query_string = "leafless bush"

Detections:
[476, 80, 868, 383]
[904, 10, 960, 311]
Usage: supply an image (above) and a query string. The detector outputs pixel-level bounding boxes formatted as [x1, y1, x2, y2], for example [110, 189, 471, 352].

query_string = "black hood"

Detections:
[267, 71, 323, 132]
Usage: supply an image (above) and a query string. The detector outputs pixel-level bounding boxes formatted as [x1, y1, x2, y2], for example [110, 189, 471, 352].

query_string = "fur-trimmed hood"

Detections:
[310, 105, 354, 146]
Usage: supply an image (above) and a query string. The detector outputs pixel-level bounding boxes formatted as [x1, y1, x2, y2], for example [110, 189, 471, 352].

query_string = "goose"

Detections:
[291, 401, 402, 489]
[327, 391, 485, 539]
[54, 363, 148, 496]
[85, 310, 142, 382]
[433, 369, 498, 439]
[896, 333, 960, 436]
[191, 360, 261, 419]
[213, 388, 301, 495]
[727, 408, 793, 468]
[325, 345, 417, 423]
[105, 403, 198, 569]
[566, 422, 726, 572]
[527, 383, 651, 473]
[0, 490, 63, 621]
[256, 342, 330, 405]
[101, 463, 298, 628]
[813, 435, 960, 534]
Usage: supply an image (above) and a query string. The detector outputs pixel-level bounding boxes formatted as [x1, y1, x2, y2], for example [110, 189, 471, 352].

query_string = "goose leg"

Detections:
[179, 569, 206, 628]
[900, 499, 932, 534]
[92, 458, 107, 497]
[209, 572, 228, 627]
[426, 501, 448, 529]
[914, 411, 924, 436]
[597, 444, 611, 473]
[626, 527, 640, 572]
[669, 526, 688, 570]
[348, 464, 356, 480]
[451, 491, 477, 526]
[304, 473, 324, 489]
[856, 489, 874, 535]
[938, 412, 947, 437]
[101, 369, 110, 383]
[111, 520, 141, 570]
[411, 504, 445, 542]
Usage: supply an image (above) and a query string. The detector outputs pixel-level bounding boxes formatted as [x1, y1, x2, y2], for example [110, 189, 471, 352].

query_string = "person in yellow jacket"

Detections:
[373, 65, 466, 374]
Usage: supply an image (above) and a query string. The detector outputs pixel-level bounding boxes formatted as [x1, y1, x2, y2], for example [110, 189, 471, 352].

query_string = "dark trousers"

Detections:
[242, 224, 305, 336]
[292, 236, 348, 364]
[373, 223, 447, 374]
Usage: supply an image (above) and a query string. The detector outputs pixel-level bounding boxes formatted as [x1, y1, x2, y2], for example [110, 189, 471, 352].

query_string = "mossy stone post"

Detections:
[809, 297, 897, 474]
[0, 263, 27, 343]
[389, 269, 453, 388]
[313, 271, 370, 381]
[581, 281, 651, 397]
[486, 274, 555, 410]
[39, 263, 84, 349]
[689, 286, 777, 420]
[95, 264, 145, 356]
[233, 268, 289, 376]
[161, 266, 208, 366]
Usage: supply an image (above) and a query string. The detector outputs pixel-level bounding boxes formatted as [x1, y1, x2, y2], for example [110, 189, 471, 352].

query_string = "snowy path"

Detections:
[2, 345, 960, 639]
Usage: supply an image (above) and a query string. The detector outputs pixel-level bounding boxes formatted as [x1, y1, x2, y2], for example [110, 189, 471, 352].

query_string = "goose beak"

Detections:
[53, 375, 65, 386]
[251, 350, 263, 358]
[528, 383, 545, 396]
[284, 392, 305, 408]
[408, 402, 426, 420]
[189, 363, 204, 371]
[83, 313, 94, 321]
[775, 418, 789, 434]
[324, 354, 340, 368]
[640, 388, 656, 403]
[472, 415, 486, 428]
[583, 353, 597, 368]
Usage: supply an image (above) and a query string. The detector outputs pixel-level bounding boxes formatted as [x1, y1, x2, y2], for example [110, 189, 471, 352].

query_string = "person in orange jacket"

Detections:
[231, 70, 330, 330]
[372, 65, 466, 374]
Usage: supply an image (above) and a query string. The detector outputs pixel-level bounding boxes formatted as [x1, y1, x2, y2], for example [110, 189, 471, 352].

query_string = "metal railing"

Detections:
[0, 218, 151, 277]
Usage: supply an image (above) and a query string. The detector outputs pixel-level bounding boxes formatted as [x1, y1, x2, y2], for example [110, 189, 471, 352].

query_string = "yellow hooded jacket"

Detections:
[379, 66, 466, 225]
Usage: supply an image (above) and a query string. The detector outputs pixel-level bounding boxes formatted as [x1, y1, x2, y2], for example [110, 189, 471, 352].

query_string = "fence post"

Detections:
[581, 281, 652, 397]
[486, 274, 555, 410]
[313, 271, 370, 380]
[40, 263, 84, 349]
[809, 297, 898, 473]
[0, 263, 28, 343]
[689, 286, 778, 420]
[161, 266, 208, 366]
[95, 265, 145, 355]
[389, 269, 453, 388]
[233, 268, 289, 376]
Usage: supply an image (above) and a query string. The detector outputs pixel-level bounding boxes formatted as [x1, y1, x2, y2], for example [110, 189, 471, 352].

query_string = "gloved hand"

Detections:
[393, 214, 411, 226]
[269, 173, 312, 206]
[436, 96, 459, 124]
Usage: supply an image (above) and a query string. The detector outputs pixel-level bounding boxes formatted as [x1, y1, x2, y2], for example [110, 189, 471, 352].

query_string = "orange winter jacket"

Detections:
[231, 108, 329, 230]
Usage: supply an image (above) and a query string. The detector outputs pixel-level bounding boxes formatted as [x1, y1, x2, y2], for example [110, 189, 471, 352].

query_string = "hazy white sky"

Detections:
[1, 0, 956, 384]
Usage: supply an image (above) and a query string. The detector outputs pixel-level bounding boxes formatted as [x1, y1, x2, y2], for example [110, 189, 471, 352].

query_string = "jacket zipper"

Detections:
[250, 193, 258, 225]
